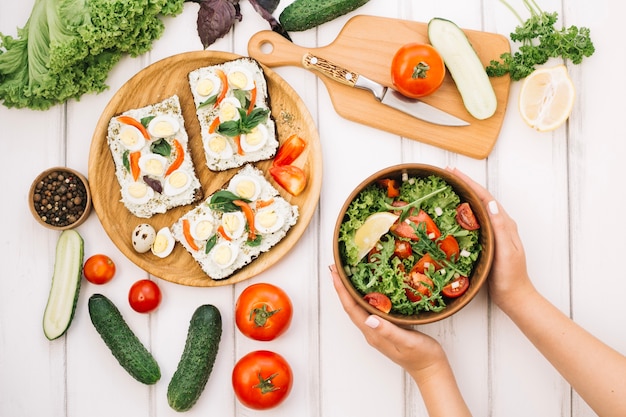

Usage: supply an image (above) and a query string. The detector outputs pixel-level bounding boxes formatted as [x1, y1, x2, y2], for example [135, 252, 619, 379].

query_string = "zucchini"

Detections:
[167, 304, 222, 412]
[43, 229, 84, 340]
[88, 294, 161, 385]
[279, 0, 370, 32]
[428, 18, 497, 120]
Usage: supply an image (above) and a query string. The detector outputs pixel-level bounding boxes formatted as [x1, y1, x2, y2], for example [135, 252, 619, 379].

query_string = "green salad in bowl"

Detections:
[333, 164, 494, 325]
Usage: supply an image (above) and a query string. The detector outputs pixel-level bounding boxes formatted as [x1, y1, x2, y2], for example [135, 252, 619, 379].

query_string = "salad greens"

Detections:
[338, 175, 481, 315]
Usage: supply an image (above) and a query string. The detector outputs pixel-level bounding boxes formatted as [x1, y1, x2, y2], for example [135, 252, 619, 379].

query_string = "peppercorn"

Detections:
[32, 170, 88, 227]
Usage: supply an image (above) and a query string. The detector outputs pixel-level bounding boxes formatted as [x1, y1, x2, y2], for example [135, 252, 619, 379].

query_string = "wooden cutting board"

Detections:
[248, 15, 511, 159]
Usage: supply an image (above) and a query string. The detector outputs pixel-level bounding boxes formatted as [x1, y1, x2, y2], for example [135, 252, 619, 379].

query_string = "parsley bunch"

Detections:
[486, 0, 595, 81]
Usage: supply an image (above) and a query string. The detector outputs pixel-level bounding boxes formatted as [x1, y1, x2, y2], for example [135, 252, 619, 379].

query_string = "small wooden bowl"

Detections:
[29, 167, 92, 231]
[332, 164, 494, 326]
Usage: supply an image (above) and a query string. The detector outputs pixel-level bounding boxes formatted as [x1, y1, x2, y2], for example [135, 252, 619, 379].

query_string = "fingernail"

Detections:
[488, 200, 499, 215]
[328, 264, 337, 273]
[365, 315, 380, 329]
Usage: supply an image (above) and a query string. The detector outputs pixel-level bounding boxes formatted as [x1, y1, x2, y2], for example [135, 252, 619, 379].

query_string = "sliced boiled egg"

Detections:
[196, 73, 222, 97]
[190, 214, 215, 241]
[164, 169, 192, 196]
[151, 227, 175, 258]
[147, 115, 180, 138]
[211, 241, 239, 269]
[123, 181, 154, 205]
[139, 153, 168, 177]
[227, 66, 255, 90]
[240, 124, 269, 153]
[218, 97, 242, 122]
[119, 125, 146, 151]
[204, 133, 234, 160]
[221, 211, 246, 240]
[255, 206, 285, 234]
[228, 174, 262, 201]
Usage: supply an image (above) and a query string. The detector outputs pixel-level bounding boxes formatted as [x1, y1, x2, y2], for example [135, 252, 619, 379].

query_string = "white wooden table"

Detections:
[1, 0, 622, 416]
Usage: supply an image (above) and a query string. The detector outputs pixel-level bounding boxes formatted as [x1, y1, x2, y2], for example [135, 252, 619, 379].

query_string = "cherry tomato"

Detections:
[128, 279, 162, 313]
[442, 276, 470, 298]
[391, 43, 446, 98]
[377, 178, 400, 197]
[273, 134, 306, 166]
[393, 240, 413, 259]
[232, 350, 293, 410]
[235, 283, 293, 341]
[438, 235, 460, 260]
[456, 202, 480, 230]
[405, 271, 433, 302]
[363, 292, 392, 313]
[83, 254, 116, 285]
[269, 165, 307, 196]
[412, 253, 442, 274]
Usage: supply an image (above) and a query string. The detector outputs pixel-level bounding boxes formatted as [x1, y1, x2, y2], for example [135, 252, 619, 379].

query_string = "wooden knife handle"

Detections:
[301, 53, 358, 88]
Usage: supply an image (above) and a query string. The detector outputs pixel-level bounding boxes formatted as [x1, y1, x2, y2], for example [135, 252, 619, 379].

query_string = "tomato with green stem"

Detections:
[235, 283, 293, 341]
[232, 350, 293, 410]
[391, 43, 446, 98]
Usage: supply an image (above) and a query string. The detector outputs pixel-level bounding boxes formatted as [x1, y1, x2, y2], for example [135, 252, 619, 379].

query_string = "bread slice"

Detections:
[106, 95, 203, 218]
[171, 164, 298, 280]
[188, 58, 279, 171]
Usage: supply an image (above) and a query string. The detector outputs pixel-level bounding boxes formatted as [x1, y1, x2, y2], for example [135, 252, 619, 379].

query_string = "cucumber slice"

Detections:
[43, 230, 84, 340]
[428, 18, 497, 120]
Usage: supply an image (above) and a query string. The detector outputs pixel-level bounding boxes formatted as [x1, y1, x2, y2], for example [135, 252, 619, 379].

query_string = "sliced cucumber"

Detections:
[43, 229, 84, 340]
[428, 18, 497, 120]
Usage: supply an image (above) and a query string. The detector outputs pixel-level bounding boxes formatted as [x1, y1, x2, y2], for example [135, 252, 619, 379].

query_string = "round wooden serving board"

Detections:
[88, 51, 322, 287]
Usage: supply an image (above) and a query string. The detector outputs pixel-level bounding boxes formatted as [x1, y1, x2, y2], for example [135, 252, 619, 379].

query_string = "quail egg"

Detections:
[132, 223, 156, 253]
[151, 227, 175, 258]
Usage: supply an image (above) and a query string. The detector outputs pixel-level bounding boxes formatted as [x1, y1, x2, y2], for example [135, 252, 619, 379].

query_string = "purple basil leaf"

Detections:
[256, 0, 279, 13]
[248, 0, 291, 41]
[197, 0, 242, 48]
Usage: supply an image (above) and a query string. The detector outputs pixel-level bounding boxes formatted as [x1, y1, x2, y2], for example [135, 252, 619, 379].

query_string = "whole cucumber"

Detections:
[167, 304, 222, 412]
[88, 293, 161, 385]
[279, 0, 370, 32]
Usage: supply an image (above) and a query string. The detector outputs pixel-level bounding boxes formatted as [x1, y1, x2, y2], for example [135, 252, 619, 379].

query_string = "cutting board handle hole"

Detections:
[259, 41, 274, 55]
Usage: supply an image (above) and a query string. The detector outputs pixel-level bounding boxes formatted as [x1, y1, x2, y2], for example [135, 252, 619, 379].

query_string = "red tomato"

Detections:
[273, 134, 306, 166]
[391, 43, 446, 98]
[442, 276, 470, 298]
[438, 235, 460, 260]
[456, 202, 480, 230]
[412, 253, 442, 274]
[391, 221, 419, 240]
[269, 165, 307, 196]
[408, 210, 441, 239]
[128, 279, 162, 313]
[405, 271, 433, 302]
[232, 350, 293, 410]
[377, 178, 400, 197]
[394, 240, 413, 259]
[363, 292, 392, 313]
[83, 254, 116, 285]
[235, 283, 293, 341]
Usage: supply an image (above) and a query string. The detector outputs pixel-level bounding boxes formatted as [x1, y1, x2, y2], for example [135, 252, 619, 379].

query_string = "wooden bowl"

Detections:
[29, 167, 92, 231]
[332, 164, 494, 326]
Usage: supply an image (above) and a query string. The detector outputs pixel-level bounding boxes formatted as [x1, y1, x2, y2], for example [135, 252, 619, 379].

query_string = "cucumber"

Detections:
[279, 0, 370, 32]
[43, 229, 84, 340]
[88, 294, 161, 385]
[167, 304, 222, 412]
[428, 18, 497, 120]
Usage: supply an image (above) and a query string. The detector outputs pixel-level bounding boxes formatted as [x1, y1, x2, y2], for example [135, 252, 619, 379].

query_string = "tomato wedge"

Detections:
[273, 134, 306, 166]
[438, 235, 460, 260]
[377, 178, 400, 198]
[269, 165, 307, 196]
[412, 253, 442, 274]
[442, 276, 469, 298]
[408, 210, 441, 239]
[363, 292, 392, 313]
[456, 202, 480, 230]
[394, 239, 412, 259]
[405, 271, 433, 302]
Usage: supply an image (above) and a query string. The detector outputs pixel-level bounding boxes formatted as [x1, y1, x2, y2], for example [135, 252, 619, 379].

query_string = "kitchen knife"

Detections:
[302, 53, 470, 127]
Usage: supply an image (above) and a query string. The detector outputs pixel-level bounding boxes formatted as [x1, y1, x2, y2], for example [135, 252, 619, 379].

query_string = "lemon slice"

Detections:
[354, 212, 399, 262]
[519, 65, 575, 132]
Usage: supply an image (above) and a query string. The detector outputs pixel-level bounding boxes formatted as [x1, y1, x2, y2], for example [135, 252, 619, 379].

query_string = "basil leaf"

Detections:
[205, 234, 218, 254]
[209, 190, 243, 212]
[199, 94, 218, 108]
[242, 107, 269, 132]
[122, 151, 130, 172]
[217, 120, 241, 137]
[150, 138, 171, 157]
[233, 89, 247, 107]
[141, 115, 156, 128]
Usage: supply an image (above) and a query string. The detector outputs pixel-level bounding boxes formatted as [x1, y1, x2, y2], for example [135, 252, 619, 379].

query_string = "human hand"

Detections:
[446, 168, 535, 312]
[329, 264, 447, 380]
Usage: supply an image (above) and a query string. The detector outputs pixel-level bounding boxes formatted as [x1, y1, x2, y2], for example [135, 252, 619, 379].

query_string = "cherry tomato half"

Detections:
[83, 254, 116, 285]
[363, 292, 392, 313]
[456, 202, 480, 230]
[391, 43, 446, 98]
[128, 279, 162, 313]
[232, 350, 293, 410]
[438, 235, 460, 260]
[405, 271, 433, 303]
[442, 276, 470, 298]
[235, 283, 293, 341]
